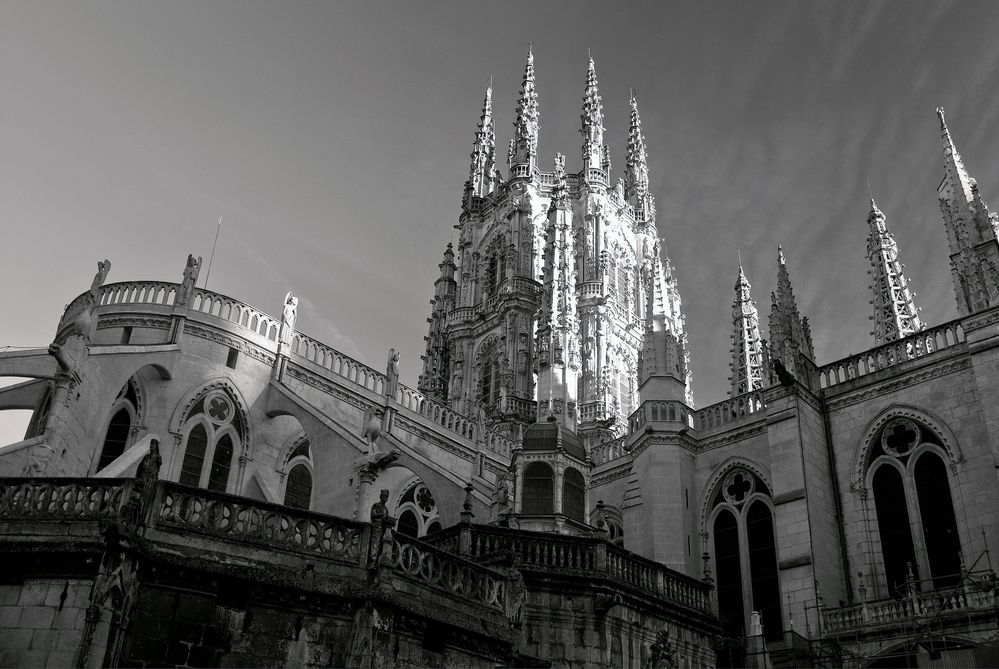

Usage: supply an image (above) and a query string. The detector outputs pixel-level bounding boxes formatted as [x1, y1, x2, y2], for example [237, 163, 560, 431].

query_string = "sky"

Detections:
[2, 1, 999, 444]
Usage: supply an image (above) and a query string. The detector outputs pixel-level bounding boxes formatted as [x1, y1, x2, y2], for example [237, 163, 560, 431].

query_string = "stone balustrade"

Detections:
[694, 389, 766, 431]
[819, 320, 965, 389]
[387, 532, 506, 612]
[578, 400, 608, 423]
[591, 436, 627, 466]
[629, 400, 695, 433]
[446, 306, 480, 326]
[577, 281, 604, 300]
[156, 482, 364, 565]
[822, 581, 998, 635]
[292, 331, 387, 396]
[0, 477, 130, 521]
[425, 524, 712, 615]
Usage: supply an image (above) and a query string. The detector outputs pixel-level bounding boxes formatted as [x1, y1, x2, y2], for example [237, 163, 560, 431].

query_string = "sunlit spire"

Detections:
[512, 48, 539, 173]
[866, 199, 924, 345]
[580, 56, 604, 174]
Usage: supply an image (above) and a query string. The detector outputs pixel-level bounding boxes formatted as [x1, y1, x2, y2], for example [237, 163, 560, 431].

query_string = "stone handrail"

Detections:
[0, 477, 130, 521]
[292, 331, 387, 396]
[577, 281, 604, 300]
[188, 288, 282, 342]
[694, 389, 766, 431]
[819, 320, 965, 390]
[447, 306, 480, 326]
[424, 524, 713, 615]
[156, 482, 364, 565]
[606, 544, 711, 613]
[591, 436, 627, 466]
[822, 580, 997, 634]
[395, 385, 514, 458]
[388, 531, 506, 612]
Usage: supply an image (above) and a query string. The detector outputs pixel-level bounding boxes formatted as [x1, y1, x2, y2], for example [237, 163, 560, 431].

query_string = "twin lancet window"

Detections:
[178, 390, 244, 493]
[96, 380, 140, 473]
[868, 417, 962, 595]
[521, 462, 585, 523]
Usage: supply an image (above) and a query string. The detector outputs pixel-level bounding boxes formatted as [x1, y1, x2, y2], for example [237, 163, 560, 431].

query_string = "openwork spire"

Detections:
[626, 93, 649, 198]
[867, 199, 924, 345]
[512, 48, 539, 172]
[580, 56, 604, 174]
[768, 246, 814, 383]
[729, 265, 764, 396]
[935, 108, 999, 316]
[418, 243, 457, 401]
[466, 85, 497, 199]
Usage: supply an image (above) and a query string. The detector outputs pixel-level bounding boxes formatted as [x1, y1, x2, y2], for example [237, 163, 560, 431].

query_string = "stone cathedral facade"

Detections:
[3, 52, 999, 668]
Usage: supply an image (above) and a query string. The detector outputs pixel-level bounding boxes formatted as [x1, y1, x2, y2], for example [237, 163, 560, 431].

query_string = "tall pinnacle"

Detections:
[866, 199, 924, 345]
[466, 85, 497, 199]
[625, 93, 649, 198]
[512, 48, 539, 172]
[730, 265, 764, 396]
[935, 108, 999, 316]
[580, 56, 604, 174]
[768, 246, 814, 383]
[937, 108, 974, 206]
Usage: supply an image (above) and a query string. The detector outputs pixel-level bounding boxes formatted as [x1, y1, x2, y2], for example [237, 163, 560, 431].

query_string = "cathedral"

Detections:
[2, 51, 999, 668]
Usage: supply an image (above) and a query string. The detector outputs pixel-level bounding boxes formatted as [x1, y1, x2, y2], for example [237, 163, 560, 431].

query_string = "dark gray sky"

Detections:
[2, 1, 999, 443]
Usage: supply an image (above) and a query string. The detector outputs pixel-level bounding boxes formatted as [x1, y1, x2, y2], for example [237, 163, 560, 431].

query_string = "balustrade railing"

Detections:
[156, 482, 363, 565]
[822, 580, 998, 634]
[591, 436, 627, 466]
[577, 281, 604, 300]
[292, 331, 387, 395]
[394, 384, 514, 457]
[387, 532, 506, 612]
[629, 400, 695, 433]
[578, 400, 608, 423]
[422, 524, 712, 615]
[819, 320, 965, 389]
[0, 477, 130, 521]
[694, 390, 766, 431]
[447, 306, 480, 326]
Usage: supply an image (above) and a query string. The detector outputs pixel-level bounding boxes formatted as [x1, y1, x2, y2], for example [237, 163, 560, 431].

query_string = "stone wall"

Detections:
[0, 578, 91, 668]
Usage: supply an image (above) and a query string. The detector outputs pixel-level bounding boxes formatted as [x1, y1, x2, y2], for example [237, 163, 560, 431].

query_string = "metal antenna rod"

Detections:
[204, 216, 222, 290]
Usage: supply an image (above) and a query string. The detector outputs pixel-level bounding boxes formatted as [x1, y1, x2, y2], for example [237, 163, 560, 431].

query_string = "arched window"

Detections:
[562, 468, 585, 522]
[866, 416, 962, 594]
[522, 462, 554, 514]
[709, 466, 783, 654]
[393, 481, 440, 537]
[96, 380, 139, 473]
[284, 464, 313, 510]
[476, 338, 502, 411]
[176, 389, 244, 493]
[282, 438, 313, 510]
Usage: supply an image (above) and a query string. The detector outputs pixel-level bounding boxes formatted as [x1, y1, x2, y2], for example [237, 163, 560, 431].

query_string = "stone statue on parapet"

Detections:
[123, 439, 162, 528]
[90, 259, 111, 302]
[385, 348, 400, 398]
[505, 566, 526, 626]
[135, 439, 162, 484]
[369, 489, 396, 566]
[177, 254, 202, 306]
[773, 358, 795, 387]
[280, 292, 298, 346]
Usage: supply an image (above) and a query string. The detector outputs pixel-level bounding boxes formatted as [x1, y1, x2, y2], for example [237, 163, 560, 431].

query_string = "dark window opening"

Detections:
[226, 347, 239, 369]
[522, 462, 554, 515]
[180, 425, 208, 487]
[288, 439, 310, 462]
[283, 464, 312, 510]
[120, 326, 132, 345]
[97, 408, 132, 471]
[915, 453, 962, 588]
[747, 501, 783, 641]
[714, 510, 745, 668]
[873, 464, 918, 595]
[398, 509, 419, 537]
[207, 434, 234, 492]
[562, 468, 585, 522]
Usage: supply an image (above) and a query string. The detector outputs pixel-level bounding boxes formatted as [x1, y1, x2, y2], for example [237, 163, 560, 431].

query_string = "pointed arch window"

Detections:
[283, 438, 313, 511]
[708, 467, 783, 653]
[866, 417, 962, 595]
[394, 481, 441, 537]
[96, 380, 140, 473]
[176, 389, 244, 494]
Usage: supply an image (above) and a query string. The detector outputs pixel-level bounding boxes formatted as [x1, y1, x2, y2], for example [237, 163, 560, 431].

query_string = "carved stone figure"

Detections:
[369, 489, 396, 566]
[386, 348, 400, 398]
[361, 408, 382, 452]
[135, 439, 162, 484]
[178, 254, 202, 306]
[505, 567, 526, 626]
[91, 259, 111, 301]
[280, 292, 298, 346]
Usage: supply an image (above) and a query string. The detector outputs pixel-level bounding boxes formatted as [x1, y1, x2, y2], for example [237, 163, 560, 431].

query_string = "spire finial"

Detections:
[738, 248, 743, 270]
[777, 244, 785, 265]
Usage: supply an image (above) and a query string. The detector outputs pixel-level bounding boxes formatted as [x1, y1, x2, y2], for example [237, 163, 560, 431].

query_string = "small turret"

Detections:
[866, 199, 924, 345]
[637, 248, 690, 406]
[418, 243, 457, 401]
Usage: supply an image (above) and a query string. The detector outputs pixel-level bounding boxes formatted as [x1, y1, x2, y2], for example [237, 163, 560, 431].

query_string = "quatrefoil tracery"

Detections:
[722, 468, 755, 506]
[881, 418, 921, 458]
